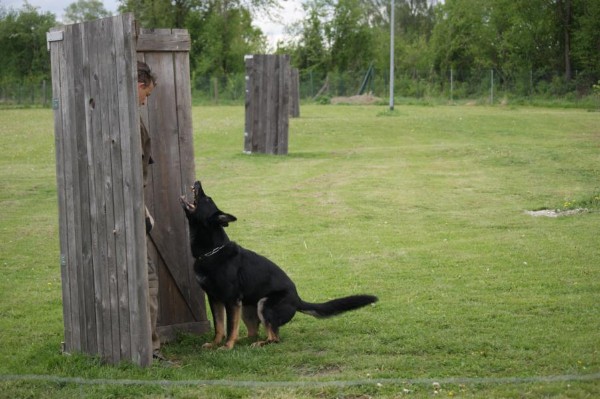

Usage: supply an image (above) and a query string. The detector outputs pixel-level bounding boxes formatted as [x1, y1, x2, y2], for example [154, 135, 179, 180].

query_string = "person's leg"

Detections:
[147, 254, 160, 354]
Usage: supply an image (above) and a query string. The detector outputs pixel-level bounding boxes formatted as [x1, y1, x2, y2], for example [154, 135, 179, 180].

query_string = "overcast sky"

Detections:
[1, 0, 304, 48]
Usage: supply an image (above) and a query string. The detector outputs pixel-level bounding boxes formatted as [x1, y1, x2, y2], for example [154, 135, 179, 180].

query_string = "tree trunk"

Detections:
[559, 0, 573, 82]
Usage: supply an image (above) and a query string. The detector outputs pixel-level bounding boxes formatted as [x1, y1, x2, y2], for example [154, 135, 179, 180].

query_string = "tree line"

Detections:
[1, 0, 599, 100]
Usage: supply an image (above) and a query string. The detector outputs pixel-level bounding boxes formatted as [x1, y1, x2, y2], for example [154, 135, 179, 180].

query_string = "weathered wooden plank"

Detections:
[278, 55, 290, 155]
[82, 17, 103, 359]
[61, 22, 84, 353]
[49, 25, 73, 353]
[249, 54, 259, 152]
[96, 16, 116, 362]
[127, 15, 153, 367]
[290, 68, 300, 118]
[108, 15, 132, 362]
[96, 15, 122, 364]
[256, 55, 266, 153]
[244, 55, 253, 153]
[77, 19, 99, 356]
[265, 55, 276, 154]
[114, 14, 152, 367]
[136, 31, 191, 52]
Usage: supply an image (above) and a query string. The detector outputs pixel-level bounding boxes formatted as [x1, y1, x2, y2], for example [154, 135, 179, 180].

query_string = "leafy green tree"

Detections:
[430, 0, 495, 72]
[186, 1, 265, 77]
[327, 0, 376, 72]
[63, 0, 111, 24]
[571, 0, 600, 82]
[291, 4, 329, 76]
[119, 0, 189, 28]
[121, 0, 267, 79]
[0, 2, 56, 82]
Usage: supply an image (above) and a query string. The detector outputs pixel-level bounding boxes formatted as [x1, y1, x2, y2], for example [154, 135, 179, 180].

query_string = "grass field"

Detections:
[0, 104, 599, 398]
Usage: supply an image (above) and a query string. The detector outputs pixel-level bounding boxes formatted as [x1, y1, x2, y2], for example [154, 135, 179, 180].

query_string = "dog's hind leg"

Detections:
[222, 301, 242, 350]
[251, 296, 296, 347]
[204, 298, 226, 349]
[242, 305, 260, 338]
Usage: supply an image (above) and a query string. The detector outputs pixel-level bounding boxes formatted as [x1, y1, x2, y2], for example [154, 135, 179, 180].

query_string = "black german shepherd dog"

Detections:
[180, 180, 378, 349]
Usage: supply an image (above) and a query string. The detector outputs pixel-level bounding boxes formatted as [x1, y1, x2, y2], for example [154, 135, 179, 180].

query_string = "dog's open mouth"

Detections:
[180, 195, 195, 212]
[180, 183, 198, 212]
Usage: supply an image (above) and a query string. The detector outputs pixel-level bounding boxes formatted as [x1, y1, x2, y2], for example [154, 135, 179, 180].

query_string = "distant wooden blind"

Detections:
[49, 14, 152, 367]
[244, 54, 290, 155]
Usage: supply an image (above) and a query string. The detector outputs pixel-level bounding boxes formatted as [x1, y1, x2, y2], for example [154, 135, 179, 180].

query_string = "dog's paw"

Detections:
[250, 339, 279, 348]
[201, 342, 218, 349]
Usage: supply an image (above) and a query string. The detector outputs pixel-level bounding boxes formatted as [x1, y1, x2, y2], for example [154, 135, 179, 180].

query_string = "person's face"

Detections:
[137, 81, 154, 106]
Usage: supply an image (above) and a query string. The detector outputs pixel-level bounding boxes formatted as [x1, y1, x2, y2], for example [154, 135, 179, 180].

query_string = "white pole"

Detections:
[490, 69, 494, 104]
[450, 68, 453, 102]
[389, 0, 395, 111]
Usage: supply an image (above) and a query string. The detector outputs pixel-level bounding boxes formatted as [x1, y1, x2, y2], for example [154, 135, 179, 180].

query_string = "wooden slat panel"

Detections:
[173, 45, 205, 320]
[49, 13, 151, 367]
[140, 28, 205, 325]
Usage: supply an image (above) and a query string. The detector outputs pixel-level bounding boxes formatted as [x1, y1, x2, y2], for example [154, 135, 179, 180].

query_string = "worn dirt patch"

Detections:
[330, 94, 382, 105]
[524, 208, 588, 217]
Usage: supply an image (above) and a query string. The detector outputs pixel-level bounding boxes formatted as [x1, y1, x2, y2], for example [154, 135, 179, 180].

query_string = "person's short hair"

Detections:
[137, 61, 157, 87]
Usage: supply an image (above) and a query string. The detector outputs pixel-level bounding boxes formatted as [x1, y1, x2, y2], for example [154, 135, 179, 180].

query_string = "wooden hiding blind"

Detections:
[48, 15, 208, 367]
[244, 54, 291, 155]
[49, 14, 151, 366]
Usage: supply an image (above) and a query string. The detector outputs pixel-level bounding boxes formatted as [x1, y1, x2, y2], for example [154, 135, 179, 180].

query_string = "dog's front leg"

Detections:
[222, 301, 242, 350]
[242, 305, 260, 339]
[204, 298, 226, 349]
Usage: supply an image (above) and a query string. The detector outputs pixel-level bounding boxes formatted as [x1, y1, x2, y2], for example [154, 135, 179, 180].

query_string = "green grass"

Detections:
[0, 104, 599, 398]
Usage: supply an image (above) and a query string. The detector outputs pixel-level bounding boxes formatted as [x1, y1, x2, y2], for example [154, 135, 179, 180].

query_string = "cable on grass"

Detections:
[1, 372, 599, 388]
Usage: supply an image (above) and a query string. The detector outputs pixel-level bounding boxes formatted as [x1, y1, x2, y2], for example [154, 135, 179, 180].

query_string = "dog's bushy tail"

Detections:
[298, 295, 378, 318]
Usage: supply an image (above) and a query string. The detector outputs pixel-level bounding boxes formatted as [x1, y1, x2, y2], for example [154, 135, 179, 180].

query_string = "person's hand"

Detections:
[145, 206, 154, 234]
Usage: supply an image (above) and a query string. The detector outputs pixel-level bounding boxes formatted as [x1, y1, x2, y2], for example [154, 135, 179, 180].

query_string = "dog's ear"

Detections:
[212, 212, 237, 227]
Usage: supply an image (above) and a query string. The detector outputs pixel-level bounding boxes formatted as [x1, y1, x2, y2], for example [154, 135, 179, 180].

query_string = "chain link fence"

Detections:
[2, 69, 598, 107]
[0, 80, 51, 107]
[192, 67, 598, 105]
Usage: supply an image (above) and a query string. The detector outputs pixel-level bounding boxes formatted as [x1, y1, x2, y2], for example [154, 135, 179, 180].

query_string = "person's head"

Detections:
[137, 61, 157, 106]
